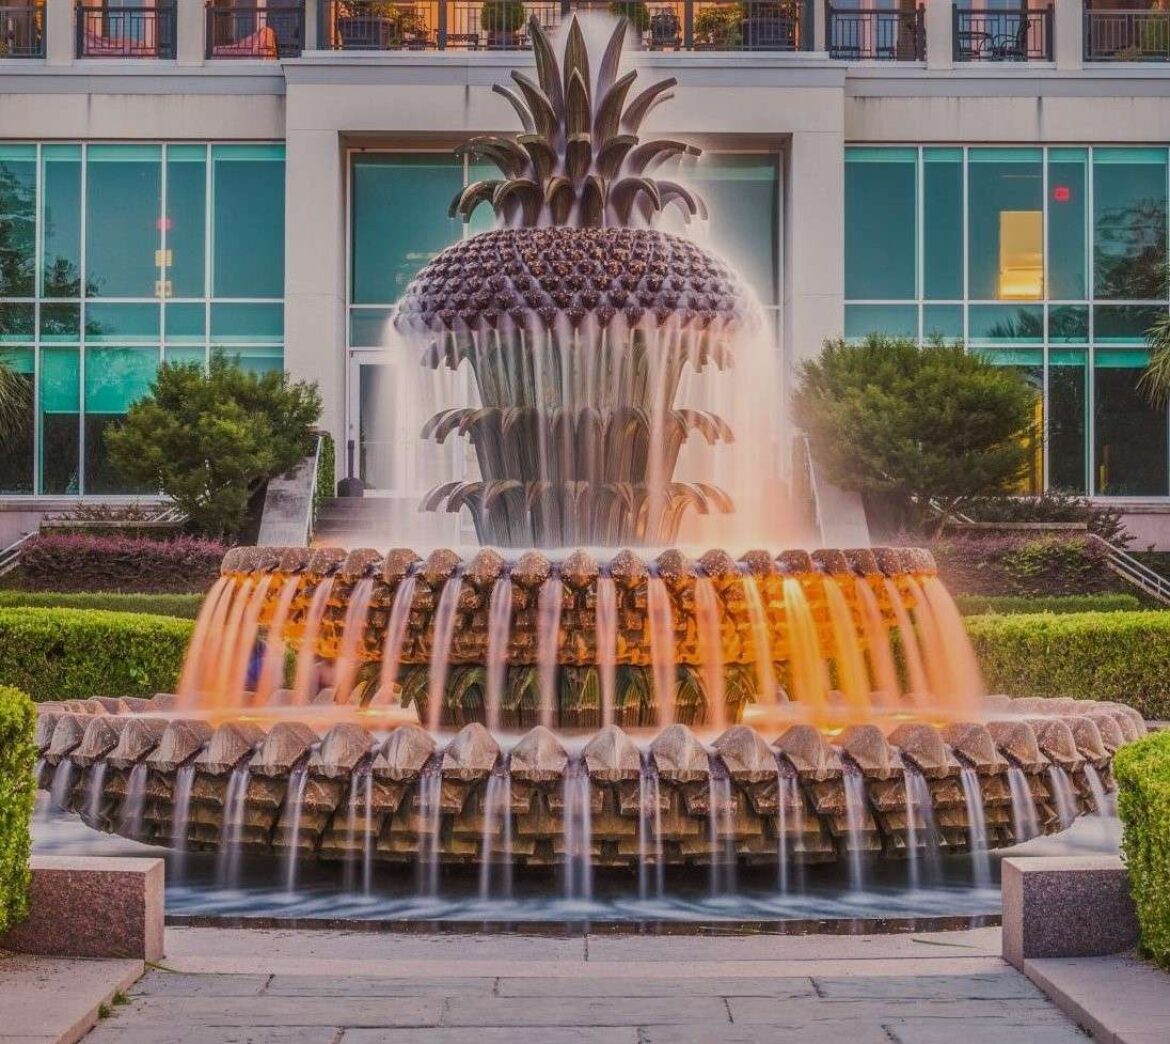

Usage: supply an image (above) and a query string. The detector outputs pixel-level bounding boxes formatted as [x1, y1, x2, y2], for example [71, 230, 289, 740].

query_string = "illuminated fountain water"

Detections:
[32, 17, 1144, 913]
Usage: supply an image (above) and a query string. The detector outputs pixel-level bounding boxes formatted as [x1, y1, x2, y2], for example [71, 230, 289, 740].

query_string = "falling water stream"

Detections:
[119, 763, 148, 840]
[958, 765, 991, 889]
[426, 577, 464, 733]
[48, 760, 76, 815]
[85, 761, 108, 828]
[375, 573, 417, 705]
[707, 760, 736, 898]
[284, 765, 311, 894]
[170, 763, 197, 886]
[217, 761, 252, 889]
[595, 576, 618, 727]
[638, 753, 665, 901]
[562, 758, 593, 902]
[1084, 763, 1112, 817]
[1007, 766, 1040, 843]
[537, 576, 564, 729]
[842, 762, 868, 893]
[479, 764, 514, 901]
[485, 578, 514, 733]
[417, 760, 443, 897]
[1047, 765, 1079, 830]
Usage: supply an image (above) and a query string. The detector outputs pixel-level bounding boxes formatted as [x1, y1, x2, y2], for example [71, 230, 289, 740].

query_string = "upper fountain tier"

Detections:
[391, 16, 759, 549]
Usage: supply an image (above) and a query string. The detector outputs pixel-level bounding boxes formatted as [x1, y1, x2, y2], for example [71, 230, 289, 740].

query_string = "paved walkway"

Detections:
[80, 926, 1095, 1044]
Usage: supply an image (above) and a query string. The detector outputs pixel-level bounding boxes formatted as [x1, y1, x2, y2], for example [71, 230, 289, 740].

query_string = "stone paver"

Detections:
[79, 927, 1094, 1044]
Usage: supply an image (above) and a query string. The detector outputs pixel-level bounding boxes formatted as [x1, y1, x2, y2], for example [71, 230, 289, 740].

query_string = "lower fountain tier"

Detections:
[35, 695, 1143, 869]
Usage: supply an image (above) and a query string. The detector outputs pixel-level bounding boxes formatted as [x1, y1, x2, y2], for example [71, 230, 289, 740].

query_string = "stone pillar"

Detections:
[925, 0, 953, 70]
[784, 129, 845, 368]
[283, 123, 348, 464]
[44, 0, 74, 66]
[177, 0, 206, 65]
[304, 0, 320, 51]
[813, 0, 826, 53]
[1054, 0, 1083, 70]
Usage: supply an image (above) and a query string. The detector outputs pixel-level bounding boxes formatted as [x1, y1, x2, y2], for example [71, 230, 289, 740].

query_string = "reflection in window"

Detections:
[0, 146, 37, 298]
[845, 147, 916, 300]
[1048, 148, 1088, 300]
[1050, 351, 1088, 494]
[0, 348, 33, 493]
[1093, 148, 1167, 301]
[924, 149, 963, 300]
[212, 144, 285, 299]
[1095, 353, 1168, 496]
[84, 347, 158, 494]
[967, 149, 1043, 301]
[85, 145, 162, 298]
[40, 348, 80, 495]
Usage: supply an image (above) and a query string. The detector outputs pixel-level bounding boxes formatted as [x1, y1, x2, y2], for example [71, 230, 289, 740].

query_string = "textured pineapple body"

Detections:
[397, 226, 750, 338]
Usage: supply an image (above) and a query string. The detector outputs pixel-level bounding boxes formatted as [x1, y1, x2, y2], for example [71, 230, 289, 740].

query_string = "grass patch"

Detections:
[0, 590, 203, 620]
[957, 593, 1145, 616]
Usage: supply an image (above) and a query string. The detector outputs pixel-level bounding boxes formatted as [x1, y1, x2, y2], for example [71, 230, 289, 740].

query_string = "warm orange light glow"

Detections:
[998, 210, 1044, 300]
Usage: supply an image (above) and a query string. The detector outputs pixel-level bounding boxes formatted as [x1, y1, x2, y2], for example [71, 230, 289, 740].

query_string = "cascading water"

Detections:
[694, 577, 727, 732]
[479, 763, 513, 900]
[902, 760, 921, 889]
[741, 573, 777, 709]
[707, 760, 736, 898]
[170, 762, 197, 885]
[217, 761, 252, 889]
[119, 763, 148, 839]
[417, 759, 443, 897]
[1007, 766, 1040, 843]
[959, 765, 991, 889]
[283, 765, 310, 894]
[842, 762, 868, 893]
[362, 769, 376, 896]
[426, 575, 464, 733]
[638, 752, 665, 901]
[485, 577, 513, 733]
[904, 764, 941, 885]
[375, 572, 416, 705]
[85, 762, 108, 828]
[562, 758, 593, 903]
[1084, 763, 1113, 817]
[646, 576, 677, 727]
[537, 575, 563, 729]
[595, 575, 618, 728]
[1047, 765, 1079, 830]
[48, 759, 76, 815]
[775, 758, 800, 896]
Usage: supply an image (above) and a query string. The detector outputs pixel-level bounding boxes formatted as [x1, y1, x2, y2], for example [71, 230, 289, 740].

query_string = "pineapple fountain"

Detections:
[35, 18, 1141, 904]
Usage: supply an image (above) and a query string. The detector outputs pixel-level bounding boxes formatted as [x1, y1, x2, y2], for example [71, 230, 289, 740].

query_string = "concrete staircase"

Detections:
[312, 496, 469, 549]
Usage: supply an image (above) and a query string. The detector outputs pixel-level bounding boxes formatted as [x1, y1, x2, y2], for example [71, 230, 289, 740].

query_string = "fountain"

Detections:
[33, 17, 1144, 894]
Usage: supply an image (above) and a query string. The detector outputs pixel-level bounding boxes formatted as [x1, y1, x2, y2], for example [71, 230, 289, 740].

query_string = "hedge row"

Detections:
[0, 591, 203, 620]
[956, 594, 1145, 616]
[929, 533, 1123, 597]
[16, 534, 226, 594]
[1114, 731, 1170, 969]
[966, 611, 1170, 721]
[0, 608, 193, 701]
[0, 685, 35, 935]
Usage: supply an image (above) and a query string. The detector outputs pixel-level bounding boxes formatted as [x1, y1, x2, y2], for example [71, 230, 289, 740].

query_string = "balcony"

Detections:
[953, 4, 1054, 62]
[0, 3, 43, 57]
[207, 2, 305, 59]
[826, 4, 924, 61]
[76, 4, 176, 59]
[316, 1, 810, 53]
[1086, 5, 1170, 61]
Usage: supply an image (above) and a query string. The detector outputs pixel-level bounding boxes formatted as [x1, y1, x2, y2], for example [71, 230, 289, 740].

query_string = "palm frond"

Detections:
[0, 361, 30, 445]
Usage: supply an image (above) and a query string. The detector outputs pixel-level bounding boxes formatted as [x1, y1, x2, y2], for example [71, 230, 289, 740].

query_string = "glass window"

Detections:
[40, 302, 80, 343]
[1095, 352, 1168, 495]
[41, 145, 82, 299]
[1050, 350, 1088, 494]
[924, 148, 963, 300]
[968, 304, 1043, 343]
[844, 304, 917, 340]
[0, 303, 34, 342]
[0, 348, 33, 494]
[923, 304, 963, 340]
[968, 149, 1044, 301]
[845, 148, 916, 300]
[164, 346, 206, 368]
[1047, 148, 1088, 301]
[165, 302, 206, 343]
[210, 302, 283, 343]
[226, 346, 283, 374]
[40, 347, 80, 495]
[351, 153, 465, 305]
[85, 302, 160, 343]
[350, 307, 396, 348]
[212, 144, 285, 299]
[1094, 304, 1166, 345]
[84, 347, 158, 494]
[166, 145, 207, 299]
[0, 145, 38, 298]
[1048, 305, 1089, 344]
[85, 145, 162, 299]
[1093, 148, 1167, 301]
[982, 349, 1043, 495]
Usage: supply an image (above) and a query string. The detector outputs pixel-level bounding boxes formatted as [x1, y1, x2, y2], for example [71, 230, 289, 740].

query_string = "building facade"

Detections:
[2, 0, 1170, 542]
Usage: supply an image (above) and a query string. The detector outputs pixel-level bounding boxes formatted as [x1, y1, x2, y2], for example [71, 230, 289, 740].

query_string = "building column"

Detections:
[784, 129, 844, 368]
[813, 0, 826, 53]
[304, 0, 320, 51]
[177, 0, 206, 65]
[283, 125, 348, 462]
[925, 0, 953, 70]
[1054, 0, 1083, 69]
[44, 0, 74, 65]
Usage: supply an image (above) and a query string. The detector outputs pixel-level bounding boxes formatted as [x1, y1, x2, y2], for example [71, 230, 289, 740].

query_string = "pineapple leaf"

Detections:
[621, 77, 679, 135]
[528, 17, 565, 123]
[510, 71, 558, 140]
[565, 132, 593, 182]
[611, 177, 662, 225]
[596, 133, 638, 180]
[493, 179, 543, 225]
[656, 180, 702, 223]
[596, 17, 628, 102]
[492, 83, 536, 134]
[518, 133, 557, 184]
[449, 179, 503, 221]
[563, 19, 591, 117]
[593, 70, 638, 148]
[565, 69, 591, 141]
[627, 140, 697, 176]
[458, 135, 530, 178]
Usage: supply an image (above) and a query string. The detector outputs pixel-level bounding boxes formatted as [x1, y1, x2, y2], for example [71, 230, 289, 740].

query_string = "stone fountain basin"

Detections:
[35, 696, 1142, 869]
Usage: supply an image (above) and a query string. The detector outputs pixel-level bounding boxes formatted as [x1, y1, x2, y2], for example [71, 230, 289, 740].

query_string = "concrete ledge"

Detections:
[0, 856, 164, 962]
[1003, 856, 1138, 969]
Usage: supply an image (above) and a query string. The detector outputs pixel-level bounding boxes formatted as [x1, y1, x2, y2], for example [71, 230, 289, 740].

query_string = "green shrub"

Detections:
[0, 685, 35, 935]
[957, 593, 1145, 616]
[0, 591, 203, 620]
[312, 431, 335, 535]
[0, 608, 192, 701]
[1114, 730, 1170, 969]
[929, 532, 1120, 597]
[967, 610, 1170, 720]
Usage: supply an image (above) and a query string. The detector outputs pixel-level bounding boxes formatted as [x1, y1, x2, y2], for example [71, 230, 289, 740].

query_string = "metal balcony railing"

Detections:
[0, 4, 43, 58]
[1085, 7, 1170, 61]
[76, 4, 176, 59]
[317, 1, 810, 53]
[826, 3, 923, 61]
[954, 4, 1054, 62]
[207, 2, 304, 59]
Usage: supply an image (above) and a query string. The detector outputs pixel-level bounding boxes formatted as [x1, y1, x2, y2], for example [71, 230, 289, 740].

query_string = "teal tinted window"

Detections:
[164, 346, 206, 368]
[1093, 148, 1167, 301]
[1095, 353, 1168, 495]
[923, 149, 962, 300]
[0, 145, 37, 297]
[1050, 350, 1088, 493]
[40, 302, 80, 342]
[84, 346, 158, 494]
[212, 145, 285, 299]
[1048, 305, 1089, 344]
[41, 146, 82, 299]
[844, 304, 917, 340]
[923, 304, 963, 340]
[165, 302, 206, 343]
[1047, 149, 1088, 300]
[845, 148, 916, 300]
[1094, 305, 1166, 345]
[40, 347, 80, 495]
[211, 302, 283, 343]
[86, 145, 162, 298]
[350, 307, 396, 348]
[968, 304, 1043, 343]
[967, 149, 1043, 301]
[85, 302, 161, 343]
[351, 154, 464, 305]
[0, 348, 33, 493]
[0, 303, 34, 342]
[166, 145, 207, 299]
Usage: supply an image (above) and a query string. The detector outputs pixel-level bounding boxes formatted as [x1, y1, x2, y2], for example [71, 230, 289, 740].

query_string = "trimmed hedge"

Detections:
[0, 608, 193, 701]
[1114, 730, 1170, 969]
[957, 594, 1145, 616]
[16, 534, 226, 594]
[0, 685, 35, 935]
[967, 611, 1170, 720]
[0, 591, 203, 620]
[931, 532, 1122, 597]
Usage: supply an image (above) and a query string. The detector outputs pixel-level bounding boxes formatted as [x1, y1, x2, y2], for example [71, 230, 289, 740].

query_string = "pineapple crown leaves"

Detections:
[450, 16, 707, 230]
